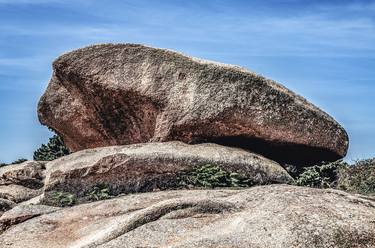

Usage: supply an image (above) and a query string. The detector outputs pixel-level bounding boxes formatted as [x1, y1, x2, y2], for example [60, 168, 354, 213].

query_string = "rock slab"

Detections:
[43, 142, 292, 205]
[1, 185, 374, 248]
[38, 43, 349, 165]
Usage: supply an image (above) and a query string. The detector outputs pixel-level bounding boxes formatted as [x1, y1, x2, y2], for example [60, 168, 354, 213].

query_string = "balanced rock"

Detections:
[38, 44, 348, 165]
[42, 142, 292, 205]
[1, 185, 374, 248]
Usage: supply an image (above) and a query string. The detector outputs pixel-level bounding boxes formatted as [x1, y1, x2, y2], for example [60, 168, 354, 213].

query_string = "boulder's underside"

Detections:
[37, 43, 349, 166]
[1, 185, 375, 248]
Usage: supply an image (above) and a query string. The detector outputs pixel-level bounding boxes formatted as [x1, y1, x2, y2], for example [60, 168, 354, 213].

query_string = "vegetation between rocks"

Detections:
[33, 135, 70, 161]
[49, 185, 114, 207]
[177, 164, 254, 188]
[87, 185, 112, 201]
[295, 158, 375, 196]
[51, 191, 76, 207]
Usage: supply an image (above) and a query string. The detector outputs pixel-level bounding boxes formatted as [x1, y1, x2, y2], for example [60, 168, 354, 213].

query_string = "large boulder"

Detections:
[1, 185, 374, 248]
[38, 44, 348, 166]
[42, 142, 292, 205]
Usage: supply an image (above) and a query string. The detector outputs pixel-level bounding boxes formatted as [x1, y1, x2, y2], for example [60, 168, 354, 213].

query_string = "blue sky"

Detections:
[0, 0, 374, 163]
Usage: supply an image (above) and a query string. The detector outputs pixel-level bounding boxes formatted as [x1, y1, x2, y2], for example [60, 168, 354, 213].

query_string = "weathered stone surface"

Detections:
[0, 204, 59, 233]
[0, 198, 15, 216]
[38, 43, 348, 165]
[43, 142, 292, 205]
[0, 185, 42, 203]
[0, 161, 46, 189]
[19, 194, 44, 206]
[1, 185, 374, 248]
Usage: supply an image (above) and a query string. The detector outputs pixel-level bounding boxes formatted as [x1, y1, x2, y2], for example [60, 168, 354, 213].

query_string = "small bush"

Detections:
[337, 158, 375, 195]
[295, 159, 375, 196]
[87, 185, 112, 201]
[178, 164, 253, 188]
[295, 160, 348, 188]
[51, 191, 76, 207]
[33, 135, 70, 161]
[0, 162, 7, 168]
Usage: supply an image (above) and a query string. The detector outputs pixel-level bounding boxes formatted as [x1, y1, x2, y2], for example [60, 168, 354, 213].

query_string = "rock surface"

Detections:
[1, 185, 374, 248]
[42, 142, 292, 205]
[0, 198, 15, 216]
[0, 204, 59, 233]
[0, 161, 46, 189]
[0, 185, 42, 203]
[38, 43, 348, 165]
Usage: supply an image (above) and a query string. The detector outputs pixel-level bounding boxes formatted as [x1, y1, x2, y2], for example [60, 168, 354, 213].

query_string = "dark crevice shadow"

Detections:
[194, 135, 341, 167]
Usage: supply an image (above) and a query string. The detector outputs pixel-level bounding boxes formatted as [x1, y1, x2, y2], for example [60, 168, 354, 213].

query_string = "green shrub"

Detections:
[33, 135, 70, 161]
[87, 185, 112, 201]
[337, 158, 375, 195]
[295, 159, 375, 196]
[0, 162, 7, 168]
[178, 164, 253, 188]
[295, 160, 348, 188]
[51, 191, 76, 207]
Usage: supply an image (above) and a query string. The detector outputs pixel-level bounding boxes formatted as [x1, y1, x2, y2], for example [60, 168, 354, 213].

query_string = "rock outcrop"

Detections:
[0, 162, 46, 215]
[0, 185, 42, 203]
[38, 44, 348, 166]
[1, 44, 358, 247]
[0, 161, 46, 189]
[1, 185, 374, 248]
[42, 142, 292, 205]
[0, 204, 59, 233]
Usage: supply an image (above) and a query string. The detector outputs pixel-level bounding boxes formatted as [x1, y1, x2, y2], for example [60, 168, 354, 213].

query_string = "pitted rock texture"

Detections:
[42, 142, 292, 205]
[0, 198, 15, 215]
[0, 161, 46, 189]
[38, 43, 348, 166]
[1, 185, 374, 248]
[0, 204, 59, 233]
[0, 185, 42, 203]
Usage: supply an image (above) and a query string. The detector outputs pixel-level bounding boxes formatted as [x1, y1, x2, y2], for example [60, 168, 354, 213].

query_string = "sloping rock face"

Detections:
[38, 44, 348, 165]
[42, 142, 292, 205]
[1, 185, 374, 248]
[0, 204, 59, 233]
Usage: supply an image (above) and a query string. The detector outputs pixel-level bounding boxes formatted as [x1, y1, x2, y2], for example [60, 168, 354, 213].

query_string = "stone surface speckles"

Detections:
[37, 44, 349, 166]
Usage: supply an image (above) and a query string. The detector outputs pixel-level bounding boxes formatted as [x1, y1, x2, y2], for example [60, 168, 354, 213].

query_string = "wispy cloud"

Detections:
[1, 1, 374, 57]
